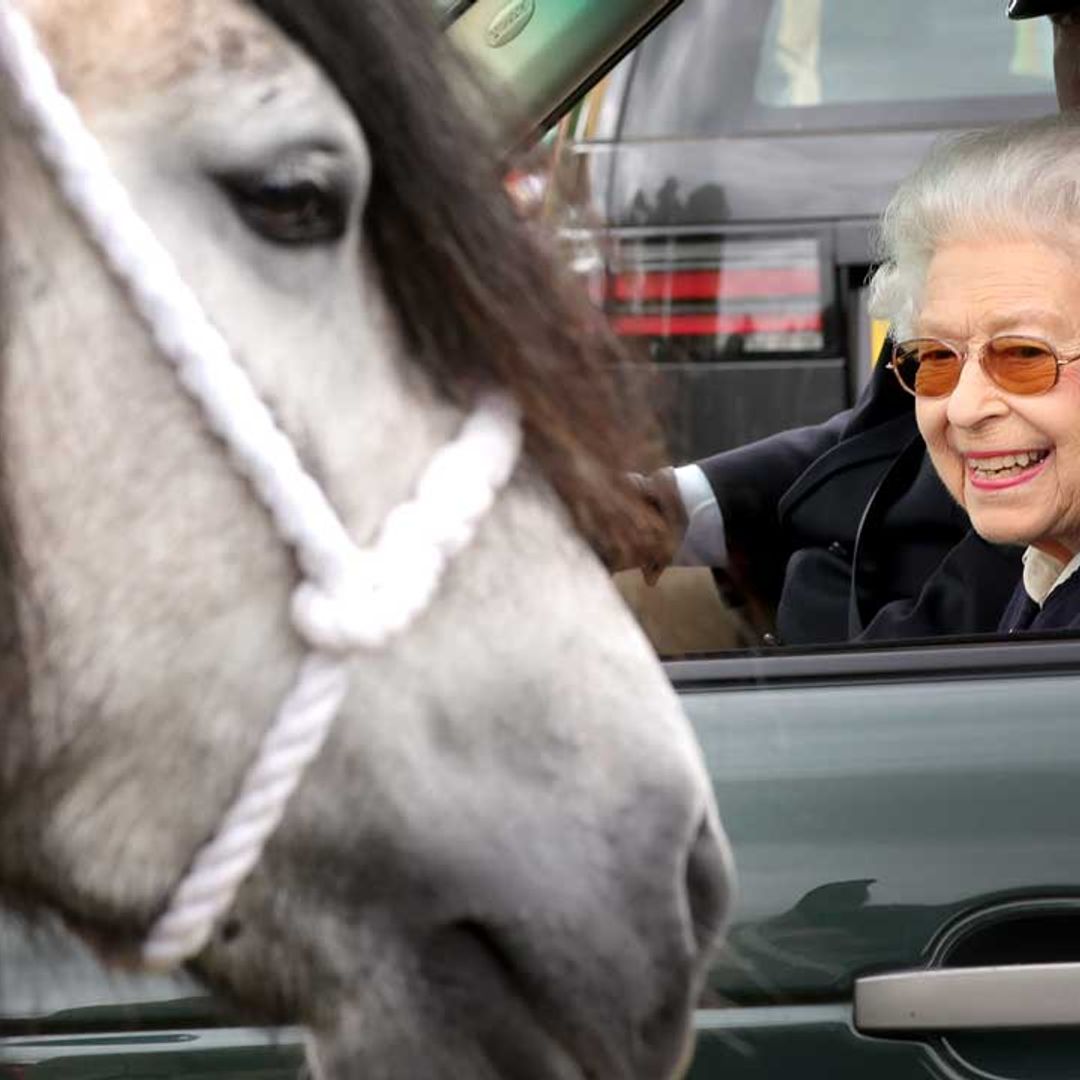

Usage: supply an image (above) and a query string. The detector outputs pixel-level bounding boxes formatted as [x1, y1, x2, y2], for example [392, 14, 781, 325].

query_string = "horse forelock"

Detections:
[251, 0, 667, 564]
[21, 0, 288, 105]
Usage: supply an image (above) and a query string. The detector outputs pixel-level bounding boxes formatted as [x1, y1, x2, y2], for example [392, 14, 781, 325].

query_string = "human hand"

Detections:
[619, 467, 688, 584]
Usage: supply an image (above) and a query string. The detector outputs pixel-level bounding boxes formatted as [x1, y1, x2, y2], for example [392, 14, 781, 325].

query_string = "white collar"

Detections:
[1021, 546, 1080, 608]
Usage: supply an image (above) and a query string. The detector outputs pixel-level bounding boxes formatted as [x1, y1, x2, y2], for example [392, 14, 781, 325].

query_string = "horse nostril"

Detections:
[423, 917, 521, 994]
[420, 918, 584, 1078]
[685, 815, 728, 954]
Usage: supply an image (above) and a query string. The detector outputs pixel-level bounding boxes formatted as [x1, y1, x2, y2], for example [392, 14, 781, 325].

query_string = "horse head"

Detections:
[0, 2, 732, 1076]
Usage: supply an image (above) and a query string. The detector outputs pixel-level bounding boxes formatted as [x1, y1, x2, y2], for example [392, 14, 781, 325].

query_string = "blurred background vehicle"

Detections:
[546, 0, 1056, 461]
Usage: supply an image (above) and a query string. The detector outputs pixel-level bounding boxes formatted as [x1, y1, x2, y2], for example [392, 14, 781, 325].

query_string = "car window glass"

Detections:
[755, 0, 1053, 109]
[0, 911, 202, 1020]
[544, 0, 1066, 662]
[617, 0, 1054, 139]
[614, 0, 749, 140]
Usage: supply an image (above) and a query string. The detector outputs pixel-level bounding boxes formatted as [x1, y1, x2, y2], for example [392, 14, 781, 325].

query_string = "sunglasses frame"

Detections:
[887, 334, 1080, 398]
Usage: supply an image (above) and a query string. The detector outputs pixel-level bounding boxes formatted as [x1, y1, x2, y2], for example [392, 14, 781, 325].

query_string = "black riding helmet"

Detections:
[1009, 0, 1080, 17]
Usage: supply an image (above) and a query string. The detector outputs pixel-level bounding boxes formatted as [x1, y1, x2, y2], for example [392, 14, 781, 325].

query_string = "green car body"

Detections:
[7, 638, 1080, 1077]
[680, 639, 1080, 1077]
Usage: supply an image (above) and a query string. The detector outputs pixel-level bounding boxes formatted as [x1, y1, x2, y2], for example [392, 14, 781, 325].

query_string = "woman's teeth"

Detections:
[968, 449, 1050, 480]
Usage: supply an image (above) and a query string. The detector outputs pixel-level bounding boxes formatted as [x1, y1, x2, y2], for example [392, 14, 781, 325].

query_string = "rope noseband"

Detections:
[0, 2, 523, 969]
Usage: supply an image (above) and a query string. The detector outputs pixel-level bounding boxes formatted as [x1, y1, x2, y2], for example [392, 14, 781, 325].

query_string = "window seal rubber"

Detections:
[666, 634, 1080, 689]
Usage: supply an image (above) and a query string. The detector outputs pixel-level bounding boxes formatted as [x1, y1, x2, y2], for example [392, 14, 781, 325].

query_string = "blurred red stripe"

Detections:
[610, 267, 821, 301]
[612, 312, 824, 337]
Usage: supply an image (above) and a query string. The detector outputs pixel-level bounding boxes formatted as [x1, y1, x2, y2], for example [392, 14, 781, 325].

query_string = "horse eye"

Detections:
[221, 170, 349, 246]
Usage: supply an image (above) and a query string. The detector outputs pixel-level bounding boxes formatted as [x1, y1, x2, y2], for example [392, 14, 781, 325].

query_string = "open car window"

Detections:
[545, 0, 1063, 662]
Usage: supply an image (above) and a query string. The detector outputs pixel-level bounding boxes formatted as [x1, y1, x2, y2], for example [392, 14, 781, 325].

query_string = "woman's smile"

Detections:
[965, 447, 1052, 490]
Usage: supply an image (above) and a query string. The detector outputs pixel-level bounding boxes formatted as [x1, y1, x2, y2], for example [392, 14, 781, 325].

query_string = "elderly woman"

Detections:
[870, 115, 1080, 634]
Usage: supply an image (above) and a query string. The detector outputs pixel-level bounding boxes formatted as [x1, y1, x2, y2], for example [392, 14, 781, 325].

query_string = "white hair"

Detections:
[869, 114, 1080, 341]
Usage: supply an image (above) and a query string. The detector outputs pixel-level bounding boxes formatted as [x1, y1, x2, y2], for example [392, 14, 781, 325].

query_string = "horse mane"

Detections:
[251, 0, 665, 564]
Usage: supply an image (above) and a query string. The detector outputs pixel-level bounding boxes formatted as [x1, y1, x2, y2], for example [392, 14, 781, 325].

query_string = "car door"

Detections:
[674, 637, 1080, 1079]
[0, 915, 303, 1079]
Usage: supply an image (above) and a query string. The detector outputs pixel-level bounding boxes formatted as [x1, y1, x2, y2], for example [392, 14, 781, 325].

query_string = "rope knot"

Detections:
[290, 393, 523, 655]
[291, 543, 441, 653]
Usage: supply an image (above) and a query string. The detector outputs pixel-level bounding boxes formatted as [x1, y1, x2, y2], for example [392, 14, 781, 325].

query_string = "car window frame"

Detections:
[445, 0, 688, 151]
[666, 634, 1080, 690]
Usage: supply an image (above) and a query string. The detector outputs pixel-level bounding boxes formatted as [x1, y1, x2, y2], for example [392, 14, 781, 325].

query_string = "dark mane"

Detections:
[251, 0, 663, 562]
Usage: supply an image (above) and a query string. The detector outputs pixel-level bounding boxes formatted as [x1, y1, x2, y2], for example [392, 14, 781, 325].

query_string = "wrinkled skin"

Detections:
[914, 237, 1080, 560]
[0, 2, 731, 1077]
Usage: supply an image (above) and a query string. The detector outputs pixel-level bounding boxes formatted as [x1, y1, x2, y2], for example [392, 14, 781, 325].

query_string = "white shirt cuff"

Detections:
[672, 464, 729, 568]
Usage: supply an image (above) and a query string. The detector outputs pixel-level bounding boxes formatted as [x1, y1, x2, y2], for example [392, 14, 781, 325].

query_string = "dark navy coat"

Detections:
[999, 572, 1080, 634]
[696, 352, 1022, 645]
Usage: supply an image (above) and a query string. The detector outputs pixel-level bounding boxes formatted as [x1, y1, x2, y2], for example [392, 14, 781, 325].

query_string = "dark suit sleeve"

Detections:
[691, 351, 910, 611]
[697, 410, 851, 541]
[694, 409, 852, 607]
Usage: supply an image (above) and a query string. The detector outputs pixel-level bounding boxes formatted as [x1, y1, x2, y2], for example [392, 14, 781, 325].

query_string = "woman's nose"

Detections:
[945, 353, 1009, 428]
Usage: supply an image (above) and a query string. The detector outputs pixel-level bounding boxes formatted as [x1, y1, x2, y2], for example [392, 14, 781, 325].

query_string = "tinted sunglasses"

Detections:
[888, 335, 1080, 398]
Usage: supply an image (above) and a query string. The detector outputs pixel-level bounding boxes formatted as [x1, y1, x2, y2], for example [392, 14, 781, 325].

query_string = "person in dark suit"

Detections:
[626, 0, 1080, 646]
[680, 358, 1018, 644]
[869, 114, 1080, 637]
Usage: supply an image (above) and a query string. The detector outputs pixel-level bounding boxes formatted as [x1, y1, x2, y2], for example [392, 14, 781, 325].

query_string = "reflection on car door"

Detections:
[676, 639, 1080, 1079]
[0, 915, 304, 1077]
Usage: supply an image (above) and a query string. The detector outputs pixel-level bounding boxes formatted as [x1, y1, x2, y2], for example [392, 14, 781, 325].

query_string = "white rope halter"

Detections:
[0, 2, 523, 970]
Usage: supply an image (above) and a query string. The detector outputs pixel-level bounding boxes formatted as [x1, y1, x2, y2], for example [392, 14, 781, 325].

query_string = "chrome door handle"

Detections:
[854, 962, 1080, 1033]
